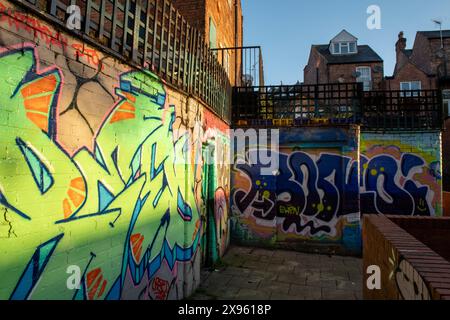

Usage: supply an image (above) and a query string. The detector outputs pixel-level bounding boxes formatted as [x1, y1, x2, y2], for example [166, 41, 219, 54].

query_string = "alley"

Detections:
[190, 246, 363, 300]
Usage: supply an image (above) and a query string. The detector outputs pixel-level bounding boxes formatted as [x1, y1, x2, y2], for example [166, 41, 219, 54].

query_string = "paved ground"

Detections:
[190, 245, 363, 300]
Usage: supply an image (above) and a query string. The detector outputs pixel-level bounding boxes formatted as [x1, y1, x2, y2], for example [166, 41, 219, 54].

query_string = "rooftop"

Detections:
[418, 30, 450, 39]
[313, 44, 383, 65]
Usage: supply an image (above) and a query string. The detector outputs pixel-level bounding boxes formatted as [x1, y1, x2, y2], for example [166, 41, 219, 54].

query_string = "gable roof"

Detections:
[313, 44, 383, 64]
[418, 30, 450, 39]
[330, 29, 358, 43]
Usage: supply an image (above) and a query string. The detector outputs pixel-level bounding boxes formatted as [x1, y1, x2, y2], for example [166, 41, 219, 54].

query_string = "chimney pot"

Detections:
[396, 31, 407, 53]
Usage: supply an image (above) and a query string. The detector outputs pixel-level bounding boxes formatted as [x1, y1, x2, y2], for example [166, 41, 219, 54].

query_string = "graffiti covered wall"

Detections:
[360, 132, 442, 217]
[0, 0, 230, 300]
[231, 127, 362, 255]
[231, 128, 443, 255]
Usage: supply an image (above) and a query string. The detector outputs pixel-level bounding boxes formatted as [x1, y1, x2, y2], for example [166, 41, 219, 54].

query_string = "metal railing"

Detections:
[13, 0, 232, 121]
[232, 83, 443, 131]
[211, 46, 264, 87]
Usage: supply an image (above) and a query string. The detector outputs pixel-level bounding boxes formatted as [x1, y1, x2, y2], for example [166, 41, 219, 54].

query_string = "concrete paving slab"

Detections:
[189, 245, 363, 300]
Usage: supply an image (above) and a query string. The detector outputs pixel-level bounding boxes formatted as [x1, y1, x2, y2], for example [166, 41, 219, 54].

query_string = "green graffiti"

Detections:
[0, 45, 200, 300]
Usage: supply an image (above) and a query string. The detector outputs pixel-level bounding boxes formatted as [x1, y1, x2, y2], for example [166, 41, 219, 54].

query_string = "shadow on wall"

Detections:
[0, 2, 231, 300]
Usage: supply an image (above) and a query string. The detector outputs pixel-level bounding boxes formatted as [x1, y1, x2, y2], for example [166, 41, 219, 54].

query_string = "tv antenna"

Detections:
[432, 19, 444, 49]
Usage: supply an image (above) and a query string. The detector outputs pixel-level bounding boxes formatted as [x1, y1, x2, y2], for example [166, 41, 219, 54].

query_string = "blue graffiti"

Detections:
[233, 150, 435, 236]
[360, 153, 433, 216]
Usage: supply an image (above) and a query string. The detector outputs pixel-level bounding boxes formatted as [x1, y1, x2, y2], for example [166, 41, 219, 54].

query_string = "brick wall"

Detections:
[231, 126, 362, 256]
[400, 33, 450, 84]
[423, 37, 450, 76]
[385, 61, 436, 90]
[410, 33, 434, 75]
[205, 0, 242, 85]
[0, 0, 231, 300]
[328, 62, 384, 90]
[360, 131, 443, 217]
[170, 0, 206, 31]
[303, 47, 328, 85]
[171, 0, 243, 85]
[303, 48, 384, 89]
[363, 215, 450, 300]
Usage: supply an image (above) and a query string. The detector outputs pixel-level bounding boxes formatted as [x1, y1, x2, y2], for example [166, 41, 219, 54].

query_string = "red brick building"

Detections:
[170, 0, 243, 85]
[304, 30, 384, 90]
[385, 31, 450, 93]
[386, 30, 450, 190]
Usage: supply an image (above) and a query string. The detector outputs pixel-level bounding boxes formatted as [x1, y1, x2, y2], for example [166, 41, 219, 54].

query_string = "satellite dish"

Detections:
[352, 71, 361, 78]
[242, 74, 253, 87]
[437, 49, 445, 59]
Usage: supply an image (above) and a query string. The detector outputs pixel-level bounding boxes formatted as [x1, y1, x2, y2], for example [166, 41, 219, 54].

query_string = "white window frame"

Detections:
[400, 81, 422, 97]
[333, 42, 357, 55]
[356, 66, 372, 91]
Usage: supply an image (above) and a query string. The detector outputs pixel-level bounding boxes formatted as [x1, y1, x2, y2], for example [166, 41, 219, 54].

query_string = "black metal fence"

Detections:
[211, 46, 264, 87]
[232, 83, 444, 131]
[14, 0, 232, 121]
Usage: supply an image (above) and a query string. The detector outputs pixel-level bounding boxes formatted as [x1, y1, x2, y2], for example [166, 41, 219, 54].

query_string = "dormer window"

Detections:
[329, 30, 359, 55]
[332, 41, 357, 55]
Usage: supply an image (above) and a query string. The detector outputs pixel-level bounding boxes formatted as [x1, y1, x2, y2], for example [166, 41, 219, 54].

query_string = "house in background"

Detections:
[171, 0, 243, 85]
[303, 30, 384, 91]
[386, 30, 450, 190]
[385, 31, 450, 93]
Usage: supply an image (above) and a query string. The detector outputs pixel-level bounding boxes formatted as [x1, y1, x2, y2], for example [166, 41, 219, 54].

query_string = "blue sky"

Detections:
[242, 0, 450, 85]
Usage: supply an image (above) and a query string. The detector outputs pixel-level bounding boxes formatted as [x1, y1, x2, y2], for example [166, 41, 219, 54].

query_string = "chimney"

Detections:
[396, 31, 407, 54]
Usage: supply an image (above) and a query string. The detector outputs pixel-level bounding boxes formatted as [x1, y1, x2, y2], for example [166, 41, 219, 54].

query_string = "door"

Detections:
[201, 143, 218, 267]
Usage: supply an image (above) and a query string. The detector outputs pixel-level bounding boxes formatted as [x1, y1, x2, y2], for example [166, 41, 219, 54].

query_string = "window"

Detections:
[443, 90, 450, 117]
[333, 43, 340, 54]
[400, 81, 421, 97]
[341, 43, 349, 54]
[356, 66, 372, 91]
[209, 17, 217, 49]
[332, 42, 357, 54]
